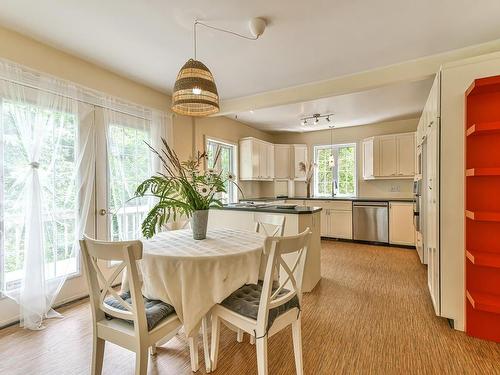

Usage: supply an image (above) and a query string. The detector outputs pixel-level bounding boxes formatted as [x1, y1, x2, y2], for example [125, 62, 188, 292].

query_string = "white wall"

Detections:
[272, 118, 419, 198]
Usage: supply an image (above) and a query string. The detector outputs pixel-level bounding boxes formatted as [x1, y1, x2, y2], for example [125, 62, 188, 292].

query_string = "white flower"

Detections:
[197, 183, 212, 197]
[226, 171, 236, 181]
[207, 168, 216, 175]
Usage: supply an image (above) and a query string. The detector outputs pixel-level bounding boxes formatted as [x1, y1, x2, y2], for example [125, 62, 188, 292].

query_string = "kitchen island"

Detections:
[209, 204, 322, 292]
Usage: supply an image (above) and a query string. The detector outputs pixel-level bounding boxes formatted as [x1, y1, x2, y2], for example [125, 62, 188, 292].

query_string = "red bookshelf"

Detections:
[465, 76, 500, 342]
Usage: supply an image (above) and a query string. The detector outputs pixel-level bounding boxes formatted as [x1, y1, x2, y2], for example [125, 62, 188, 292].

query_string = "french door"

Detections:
[95, 108, 156, 241]
[0, 102, 163, 326]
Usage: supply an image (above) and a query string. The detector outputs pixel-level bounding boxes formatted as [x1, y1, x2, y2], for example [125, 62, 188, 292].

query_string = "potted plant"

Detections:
[135, 138, 239, 240]
[298, 161, 316, 198]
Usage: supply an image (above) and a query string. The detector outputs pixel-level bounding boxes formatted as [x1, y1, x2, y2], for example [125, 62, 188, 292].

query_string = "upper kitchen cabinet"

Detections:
[274, 144, 291, 179]
[239, 137, 275, 181]
[273, 143, 308, 181]
[362, 132, 416, 179]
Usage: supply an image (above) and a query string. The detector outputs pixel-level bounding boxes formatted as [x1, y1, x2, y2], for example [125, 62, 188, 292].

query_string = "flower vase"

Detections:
[191, 210, 209, 240]
[306, 182, 311, 198]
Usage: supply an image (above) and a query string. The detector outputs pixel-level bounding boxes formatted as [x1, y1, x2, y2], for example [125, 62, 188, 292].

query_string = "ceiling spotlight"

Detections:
[300, 112, 334, 126]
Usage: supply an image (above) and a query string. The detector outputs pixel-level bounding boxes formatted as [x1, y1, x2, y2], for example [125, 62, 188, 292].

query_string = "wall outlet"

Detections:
[390, 185, 401, 192]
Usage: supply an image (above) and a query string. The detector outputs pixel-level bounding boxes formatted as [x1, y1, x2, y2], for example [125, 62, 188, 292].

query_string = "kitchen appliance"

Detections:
[413, 178, 425, 263]
[352, 201, 389, 243]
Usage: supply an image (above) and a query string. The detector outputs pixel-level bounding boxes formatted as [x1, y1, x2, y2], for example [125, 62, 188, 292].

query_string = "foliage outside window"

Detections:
[107, 124, 152, 241]
[1, 100, 78, 290]
[314, 144, 356, 197]
[206, 138, 237, 204]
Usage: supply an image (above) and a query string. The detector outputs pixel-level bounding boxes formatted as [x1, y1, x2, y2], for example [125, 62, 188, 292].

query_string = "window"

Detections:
[107, 123, 152, 241]
[206, 138, 237, 204]
[1, 100, 79, 290]
[314, 143, 357, 197]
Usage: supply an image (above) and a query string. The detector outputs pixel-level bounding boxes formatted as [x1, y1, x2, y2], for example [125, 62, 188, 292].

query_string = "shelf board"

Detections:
[466, 75, 500, 96]
[466, 122, 500, 136]
[466, 168, 500, 176]
[465, 210, 500, 222]
[466, 290, 500, 314]
[466, 250, 500, 268]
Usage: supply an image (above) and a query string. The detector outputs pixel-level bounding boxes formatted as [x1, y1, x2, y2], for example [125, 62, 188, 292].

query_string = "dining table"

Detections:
[129, 227, 266, 338]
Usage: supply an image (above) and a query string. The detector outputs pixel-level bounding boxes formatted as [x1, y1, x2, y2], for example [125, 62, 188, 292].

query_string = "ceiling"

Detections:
[234, 78, 434, 132]
[1, 0, 500, 101]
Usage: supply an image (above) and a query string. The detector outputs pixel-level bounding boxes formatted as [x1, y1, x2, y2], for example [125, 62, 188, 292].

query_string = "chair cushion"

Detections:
[221, 282, 300, 329]
[104, 291, 175, 331]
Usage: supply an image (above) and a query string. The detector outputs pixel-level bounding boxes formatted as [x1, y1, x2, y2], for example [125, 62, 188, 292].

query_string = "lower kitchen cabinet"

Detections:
[315, 200, 353, 239]
[389, 202, 415, 246]
[329, 210, 353, 239]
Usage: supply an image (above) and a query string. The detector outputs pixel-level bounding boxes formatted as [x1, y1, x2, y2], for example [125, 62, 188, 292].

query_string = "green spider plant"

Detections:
[134, 138, 240, 238]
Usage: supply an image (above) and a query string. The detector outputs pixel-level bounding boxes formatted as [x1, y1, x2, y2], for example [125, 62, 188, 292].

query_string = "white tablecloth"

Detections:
[136, 228, 265, 336]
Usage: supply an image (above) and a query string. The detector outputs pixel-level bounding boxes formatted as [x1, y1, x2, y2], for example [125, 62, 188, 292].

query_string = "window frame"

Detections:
[313, 142, 358, 198]
[204, 136, 238, 204]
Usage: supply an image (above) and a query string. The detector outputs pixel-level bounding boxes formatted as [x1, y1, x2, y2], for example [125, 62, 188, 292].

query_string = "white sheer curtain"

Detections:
[102, 100, 169, 241]
[0, 62, 95, 329]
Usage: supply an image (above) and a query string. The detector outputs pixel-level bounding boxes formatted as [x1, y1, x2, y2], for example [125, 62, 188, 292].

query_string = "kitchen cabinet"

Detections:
[379, 135, 398, 176]
[389, 202, 415, 246]
[239, 137, 274, 180]
[397, 133, 416, 176]
[274, 144, 291, 179]
[362, 132, 416, 179]
[313, 200, 352, 239]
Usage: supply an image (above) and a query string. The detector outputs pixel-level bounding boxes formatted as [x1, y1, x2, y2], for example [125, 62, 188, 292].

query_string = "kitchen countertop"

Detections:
[240, 196, 415, 203]
[219, 204, 322, 215]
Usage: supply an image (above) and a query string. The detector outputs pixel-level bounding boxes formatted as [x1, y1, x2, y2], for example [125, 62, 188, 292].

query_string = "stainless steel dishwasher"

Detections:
[352, 201, 389, 243]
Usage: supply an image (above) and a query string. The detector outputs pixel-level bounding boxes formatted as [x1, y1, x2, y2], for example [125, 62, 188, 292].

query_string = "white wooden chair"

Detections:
[165, 218, 190, 231]
[234, 213, 286, 344]
[210, 228, 312, 375]
[254, 213, 286, 237]
[80, 235, 203, 375]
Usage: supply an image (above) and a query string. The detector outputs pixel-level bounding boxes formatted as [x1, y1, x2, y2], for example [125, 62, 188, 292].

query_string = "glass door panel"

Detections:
[96, 109, 153, 241]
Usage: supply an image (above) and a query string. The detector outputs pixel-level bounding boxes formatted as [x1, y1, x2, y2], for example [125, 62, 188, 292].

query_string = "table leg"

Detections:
[202, 314, 211, 373]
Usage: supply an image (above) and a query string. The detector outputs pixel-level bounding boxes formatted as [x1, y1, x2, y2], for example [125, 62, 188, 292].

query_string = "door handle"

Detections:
[99, 209, 107, 216]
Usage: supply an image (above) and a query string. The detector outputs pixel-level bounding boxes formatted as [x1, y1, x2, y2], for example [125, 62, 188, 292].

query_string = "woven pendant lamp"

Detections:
[171, 59, 219, 117]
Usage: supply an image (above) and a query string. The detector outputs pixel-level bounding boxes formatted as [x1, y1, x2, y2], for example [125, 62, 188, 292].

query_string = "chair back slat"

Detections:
[80, 235, 148, 334]
[256, 228, 311, 333]
[254, 214, 285, 238]
[83, 236, 142, 261]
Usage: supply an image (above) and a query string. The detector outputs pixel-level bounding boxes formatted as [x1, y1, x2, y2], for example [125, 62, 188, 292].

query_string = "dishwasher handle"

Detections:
[353, 201, 389, 207]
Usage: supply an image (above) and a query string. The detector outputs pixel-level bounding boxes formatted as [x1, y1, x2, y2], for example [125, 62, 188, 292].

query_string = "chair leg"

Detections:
[135, 348, 149, 375]
[188, 335, 200, 372]
[149, 344, 157, 356]
[292, 318, 303, 375]
[202, 315, 211, 373]
[250, 335, 256, 345]
[236, 329, 244, 343]
[210, 315, 221, 371]
[255, 336, 268, 375]
[92, 336, 105, 375]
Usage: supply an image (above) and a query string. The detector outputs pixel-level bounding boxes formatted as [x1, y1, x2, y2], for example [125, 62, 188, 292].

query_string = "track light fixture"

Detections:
[300, 113, 334, 126]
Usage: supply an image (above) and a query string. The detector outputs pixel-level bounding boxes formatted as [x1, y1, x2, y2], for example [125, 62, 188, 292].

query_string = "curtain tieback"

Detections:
[29, 161, 40, 169]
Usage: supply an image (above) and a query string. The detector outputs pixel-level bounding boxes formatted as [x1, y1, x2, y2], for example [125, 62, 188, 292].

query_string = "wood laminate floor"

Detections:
[1, 241, 499, 374]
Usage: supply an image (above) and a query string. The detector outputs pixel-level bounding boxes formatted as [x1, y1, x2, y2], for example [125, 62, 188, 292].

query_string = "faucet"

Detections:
[331, 179, 337, 197]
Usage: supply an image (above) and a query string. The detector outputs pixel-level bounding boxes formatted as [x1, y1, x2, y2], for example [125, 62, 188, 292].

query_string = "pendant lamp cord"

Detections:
[193, 19, 259, 60]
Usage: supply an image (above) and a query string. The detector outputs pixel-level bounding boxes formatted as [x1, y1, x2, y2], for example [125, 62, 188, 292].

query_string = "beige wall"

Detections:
[0, 25, 170, 111]
[272, 118, 419, 198]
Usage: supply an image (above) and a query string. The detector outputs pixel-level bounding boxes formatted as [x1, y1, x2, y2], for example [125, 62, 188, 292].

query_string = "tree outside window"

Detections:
[206, 138, 237, 204]
[314, 144, 356, 197]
